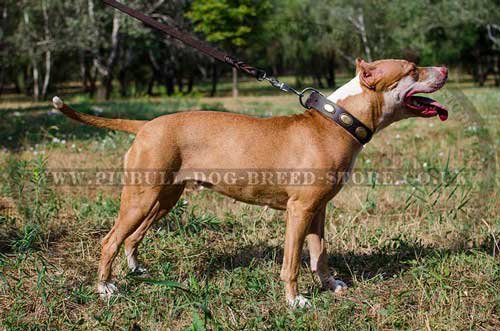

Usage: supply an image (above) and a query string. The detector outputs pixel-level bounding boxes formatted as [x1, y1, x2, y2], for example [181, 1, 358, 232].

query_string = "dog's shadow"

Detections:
[202, 237, 497, 283]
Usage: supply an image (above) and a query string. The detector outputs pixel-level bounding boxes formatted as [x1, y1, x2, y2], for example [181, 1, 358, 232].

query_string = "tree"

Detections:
[187, 0, 271, 97]
[9, 0, 62, 100]
[1, 0, 497, 100]
[385, 0, 500, 85]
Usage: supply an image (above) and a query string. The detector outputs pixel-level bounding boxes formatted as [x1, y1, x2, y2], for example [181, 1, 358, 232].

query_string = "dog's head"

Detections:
[330, 59, 449, 132]
[358, 59, 449, 130]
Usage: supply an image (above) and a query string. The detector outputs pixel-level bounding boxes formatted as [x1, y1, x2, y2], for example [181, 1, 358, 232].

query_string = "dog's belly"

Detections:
[186, 180, 289, 210]
[215, 185, 289, 210]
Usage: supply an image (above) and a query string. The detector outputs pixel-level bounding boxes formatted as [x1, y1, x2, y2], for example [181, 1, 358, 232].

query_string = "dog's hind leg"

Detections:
[124, 185, 184, 274]
[306, 205, 347, 294]
[97, 186, 162, 298]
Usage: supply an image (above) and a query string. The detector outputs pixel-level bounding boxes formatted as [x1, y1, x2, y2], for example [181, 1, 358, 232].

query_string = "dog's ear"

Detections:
[355, 58, 365, 74]
[356, 59, 379, 90]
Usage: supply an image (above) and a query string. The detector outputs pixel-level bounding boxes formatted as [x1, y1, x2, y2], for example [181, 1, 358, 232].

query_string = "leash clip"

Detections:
[261, 74, 322, 109]
[256, 70, 267, 81]
[299, 87, 323, 109]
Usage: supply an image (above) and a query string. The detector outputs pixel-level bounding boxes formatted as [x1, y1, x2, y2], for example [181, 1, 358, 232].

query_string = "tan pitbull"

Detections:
[52, 59, 448, 308]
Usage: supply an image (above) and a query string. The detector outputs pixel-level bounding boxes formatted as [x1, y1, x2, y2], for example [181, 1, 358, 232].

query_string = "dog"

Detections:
[52, 59, 448, 308]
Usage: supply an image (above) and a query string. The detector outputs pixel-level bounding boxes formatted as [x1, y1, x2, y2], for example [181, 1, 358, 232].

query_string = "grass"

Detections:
[0, 81, 499, 330]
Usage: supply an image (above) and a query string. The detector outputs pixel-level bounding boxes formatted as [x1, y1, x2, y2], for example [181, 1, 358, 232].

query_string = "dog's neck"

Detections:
[327, 75, 383, 133]
[327, 75, 363, 103]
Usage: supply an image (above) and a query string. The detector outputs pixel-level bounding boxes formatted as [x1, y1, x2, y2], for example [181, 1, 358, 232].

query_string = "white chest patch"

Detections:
[327, 75, 363, 103]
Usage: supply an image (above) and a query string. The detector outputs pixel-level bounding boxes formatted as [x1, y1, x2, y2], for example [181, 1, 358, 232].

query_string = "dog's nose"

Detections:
[440, 66, 448, 79]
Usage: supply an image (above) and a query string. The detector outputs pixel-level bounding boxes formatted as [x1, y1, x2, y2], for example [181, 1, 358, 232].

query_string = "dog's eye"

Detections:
[388, 81, 399, 90]
[410, 68, 419, 80]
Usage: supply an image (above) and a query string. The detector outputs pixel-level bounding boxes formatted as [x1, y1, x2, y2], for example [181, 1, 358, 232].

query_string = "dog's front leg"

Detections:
[306, 206, 347, 294]
[280, 201, 315, 308]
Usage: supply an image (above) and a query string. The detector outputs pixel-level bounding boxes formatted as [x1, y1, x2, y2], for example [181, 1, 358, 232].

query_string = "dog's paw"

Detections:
[287, 295, 312, 309]
[97, 281, 118, 299]
[322, 276, 348, 294]
[133, 266, 148, 274]
[130, 266, 149, 277]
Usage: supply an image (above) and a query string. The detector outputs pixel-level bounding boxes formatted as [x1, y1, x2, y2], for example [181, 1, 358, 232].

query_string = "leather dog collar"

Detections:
[304, 91, 373, 145]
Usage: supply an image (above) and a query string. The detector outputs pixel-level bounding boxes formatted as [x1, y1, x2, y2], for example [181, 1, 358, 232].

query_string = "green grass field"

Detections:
[0, 83, 498, 330]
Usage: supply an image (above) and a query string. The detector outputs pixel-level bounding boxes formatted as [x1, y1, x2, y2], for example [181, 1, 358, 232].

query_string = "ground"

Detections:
[0, 77, 498, 330]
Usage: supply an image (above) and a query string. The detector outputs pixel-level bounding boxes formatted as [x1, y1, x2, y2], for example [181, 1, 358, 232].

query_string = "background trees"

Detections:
[187, 0, 272, 97]
[0, 0, 498, 100]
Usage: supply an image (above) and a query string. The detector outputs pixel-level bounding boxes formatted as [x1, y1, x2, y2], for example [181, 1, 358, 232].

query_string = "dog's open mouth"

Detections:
[404, 93, 448, 121]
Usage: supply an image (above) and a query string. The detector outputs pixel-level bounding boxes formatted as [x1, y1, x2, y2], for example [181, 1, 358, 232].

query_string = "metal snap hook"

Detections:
[299, 87, 323, 109]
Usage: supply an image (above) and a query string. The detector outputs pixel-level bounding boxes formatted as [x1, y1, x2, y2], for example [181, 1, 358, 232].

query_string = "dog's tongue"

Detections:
[438, 111, 448, 121]
[415, 96, 449, 121]
[428, 99, 449, 121]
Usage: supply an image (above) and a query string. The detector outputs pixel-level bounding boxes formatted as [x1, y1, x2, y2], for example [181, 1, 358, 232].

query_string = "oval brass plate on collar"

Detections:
[324, 104, 335, 113]
[340, 114, 353, 126]
[355, 127, 368, 139]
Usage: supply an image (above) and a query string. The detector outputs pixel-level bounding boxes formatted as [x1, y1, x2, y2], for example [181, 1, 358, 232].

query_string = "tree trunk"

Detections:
[32, 57, 40, 101]
[41, 50, 51, 99]
[477, 57, 485, 87]
[92, 8, 120, 100]
[0, 63, 6, 95]
[81, 52, 89, 91]
[177, 75, 183, 94]
[314, 73, 324, 89]
[81, 51, 95, 93]
[232, 67, 238, 98]
[0, 66, 4, 95]
[41, 0, 51, 99]
[147, 75, 156, 96]
[165, 78, 174, 96]
[118, 48, 132, 97]
[187, 74, 194, 94]
[104, 76, 113, 99]
[88, 65, 97, 97]
[165, 72, 174, 96]
[348, 10, 372, 62]
[327, 54, 336, 88]
[23, 66, 30, 96]
[210, 63, 218, 97]
[494, 54, 499, 87]
[147, 50, 161, 96]
[14, 74, 21, 94]
[119, 69, 127, 97]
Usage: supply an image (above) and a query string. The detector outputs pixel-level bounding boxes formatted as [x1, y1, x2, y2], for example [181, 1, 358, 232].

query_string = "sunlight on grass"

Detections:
[0, 87, 498, 329]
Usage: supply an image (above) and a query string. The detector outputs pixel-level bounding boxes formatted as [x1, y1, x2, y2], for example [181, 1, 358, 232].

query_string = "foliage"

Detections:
[187, 0, 271, 49]
[0, 0, 498, 97]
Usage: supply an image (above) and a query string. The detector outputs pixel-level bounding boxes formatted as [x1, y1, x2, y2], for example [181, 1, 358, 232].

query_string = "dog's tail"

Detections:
[52, 96, 146, 134]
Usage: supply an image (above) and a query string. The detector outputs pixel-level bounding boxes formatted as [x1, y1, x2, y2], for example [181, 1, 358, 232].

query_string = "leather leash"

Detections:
[102, 0, 373, 145]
